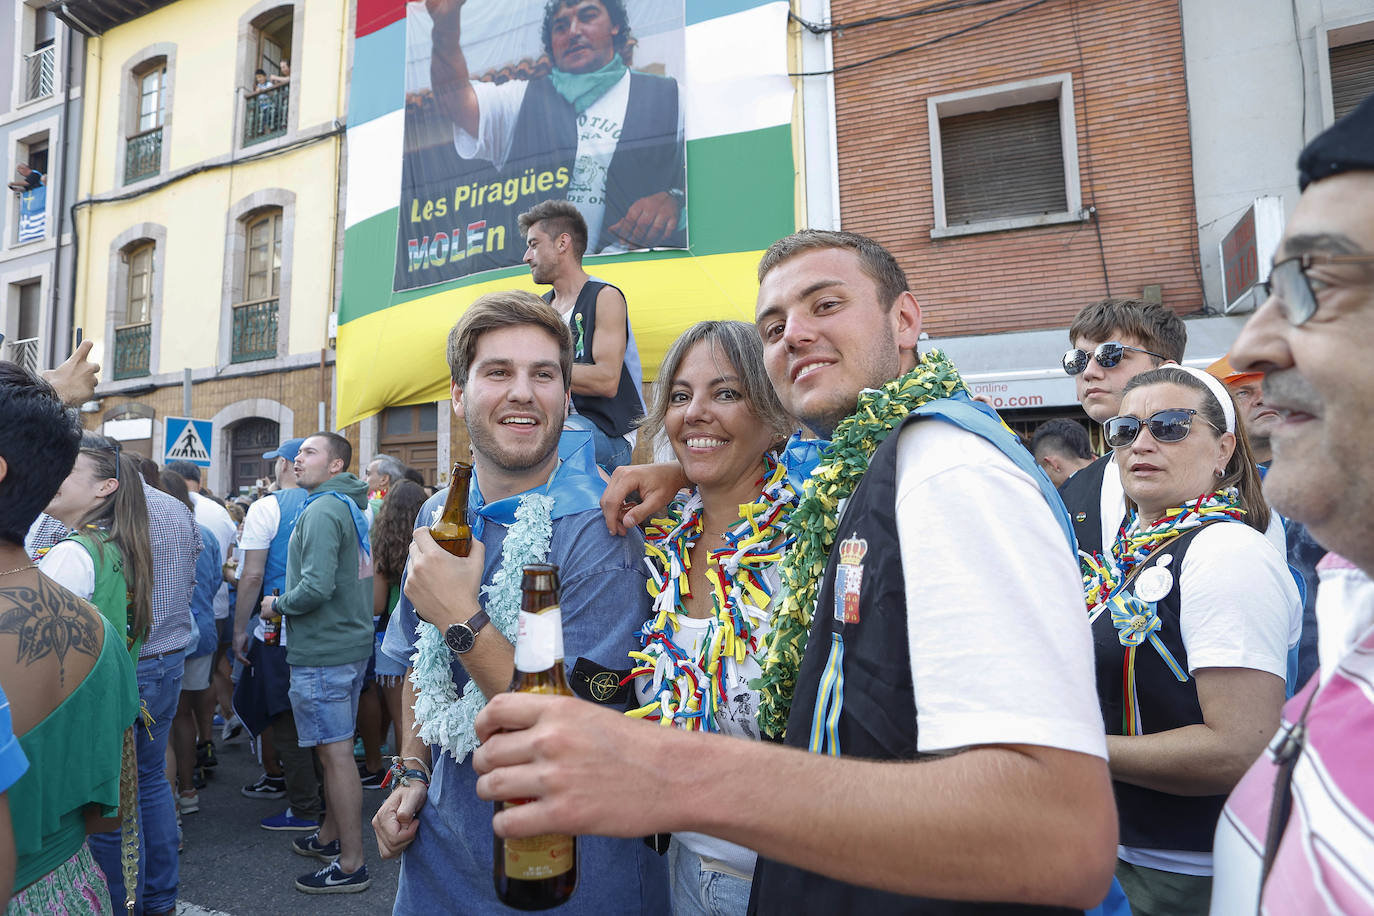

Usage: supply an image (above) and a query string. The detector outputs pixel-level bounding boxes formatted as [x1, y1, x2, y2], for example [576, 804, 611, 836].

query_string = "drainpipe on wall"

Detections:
[48, 22, 76, 368]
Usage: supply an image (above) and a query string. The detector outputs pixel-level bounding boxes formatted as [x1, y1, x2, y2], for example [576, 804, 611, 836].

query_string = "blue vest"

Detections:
[263, 487, 309, 596]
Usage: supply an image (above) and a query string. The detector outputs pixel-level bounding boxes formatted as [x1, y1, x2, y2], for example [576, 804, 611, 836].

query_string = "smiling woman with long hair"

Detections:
[1083, 365, 1300, 915]
[628, 320, 798, 916]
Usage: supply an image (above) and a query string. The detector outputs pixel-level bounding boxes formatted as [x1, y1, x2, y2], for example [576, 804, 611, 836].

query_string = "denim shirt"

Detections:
[382, 490, 667, 915]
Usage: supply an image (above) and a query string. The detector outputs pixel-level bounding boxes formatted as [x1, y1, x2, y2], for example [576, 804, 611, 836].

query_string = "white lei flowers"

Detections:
[408, 493, 554, 762]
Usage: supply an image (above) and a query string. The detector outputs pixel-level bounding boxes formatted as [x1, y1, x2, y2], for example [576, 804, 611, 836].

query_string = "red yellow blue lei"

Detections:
[626, 454, 798, 731]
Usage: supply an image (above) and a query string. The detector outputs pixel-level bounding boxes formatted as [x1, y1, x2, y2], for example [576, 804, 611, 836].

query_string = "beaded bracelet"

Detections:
[381, 755, 432, 789]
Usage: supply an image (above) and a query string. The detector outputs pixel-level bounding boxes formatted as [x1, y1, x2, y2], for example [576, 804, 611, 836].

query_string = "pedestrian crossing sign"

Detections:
[164, 417, 213, 468]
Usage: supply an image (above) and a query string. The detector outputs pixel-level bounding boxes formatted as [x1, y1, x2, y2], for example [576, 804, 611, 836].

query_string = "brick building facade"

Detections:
[823, 0, 1202, 338]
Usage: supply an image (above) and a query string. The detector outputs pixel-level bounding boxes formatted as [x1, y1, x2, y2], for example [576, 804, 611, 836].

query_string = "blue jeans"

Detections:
[668, 837, 752, 916]
[565, 414, 633, 473]
[91, 652, 185, 915]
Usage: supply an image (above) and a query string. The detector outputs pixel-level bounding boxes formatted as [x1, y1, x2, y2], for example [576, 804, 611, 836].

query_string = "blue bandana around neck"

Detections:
[303, 491, 372, 560]
[548, 53, 628, 114]
[467, 427, 605, 538]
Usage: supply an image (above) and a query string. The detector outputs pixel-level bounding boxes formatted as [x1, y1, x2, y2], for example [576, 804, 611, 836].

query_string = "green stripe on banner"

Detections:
[340, 123, 793, 325]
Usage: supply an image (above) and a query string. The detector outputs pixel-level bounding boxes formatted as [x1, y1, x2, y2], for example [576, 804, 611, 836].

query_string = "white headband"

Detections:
[1174, 365, 1236, 433]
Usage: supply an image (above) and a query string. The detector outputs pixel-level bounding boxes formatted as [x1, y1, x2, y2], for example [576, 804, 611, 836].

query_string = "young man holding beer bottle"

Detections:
[472, 232, 1118, 913]
[374, 290, 667, 913]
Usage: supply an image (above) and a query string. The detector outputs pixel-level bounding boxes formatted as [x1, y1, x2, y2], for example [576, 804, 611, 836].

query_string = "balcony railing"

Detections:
[23, 46, 55, 103]
[124, 127, 162, 185]
[114, 323, 151, 380]
[2, 337, 41, 374]
[243, 83, 289, 146]
[231, 299, 279, 363]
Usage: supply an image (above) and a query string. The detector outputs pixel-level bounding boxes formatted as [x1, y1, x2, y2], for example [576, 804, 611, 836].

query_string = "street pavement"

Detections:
[175, 733, 402, 915]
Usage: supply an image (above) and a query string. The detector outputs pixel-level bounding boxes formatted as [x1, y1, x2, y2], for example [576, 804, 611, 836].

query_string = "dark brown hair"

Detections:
[757, 229, 909, 311]
[446, 290, 573, 388]
[1068, 299, 1187, 364]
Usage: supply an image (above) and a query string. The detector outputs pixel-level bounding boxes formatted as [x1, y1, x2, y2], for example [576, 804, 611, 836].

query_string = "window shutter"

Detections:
[941, 99, 1066, 225]
[1330, 40, 1374, 121]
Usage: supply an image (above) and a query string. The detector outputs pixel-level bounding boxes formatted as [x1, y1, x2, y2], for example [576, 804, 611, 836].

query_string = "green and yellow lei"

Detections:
[753, 350, 967, 739]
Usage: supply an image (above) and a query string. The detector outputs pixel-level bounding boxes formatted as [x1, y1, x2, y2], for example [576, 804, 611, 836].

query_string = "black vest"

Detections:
[509, 72, 685, 252]
[749, 413, 1077, 916]
[1058, 454, 1114, 558]
[1090, 524, 1227, 851]
[544, 280, 643, 438]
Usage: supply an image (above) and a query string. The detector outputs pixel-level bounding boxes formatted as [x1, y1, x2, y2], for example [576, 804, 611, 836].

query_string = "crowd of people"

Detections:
[0, 80, 1370, 916]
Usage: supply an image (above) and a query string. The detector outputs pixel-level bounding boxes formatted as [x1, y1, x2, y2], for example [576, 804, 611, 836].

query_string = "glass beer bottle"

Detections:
[263, 588, 281, 646]
[430, 462, 473, 557]
[494, 564, 577, 910]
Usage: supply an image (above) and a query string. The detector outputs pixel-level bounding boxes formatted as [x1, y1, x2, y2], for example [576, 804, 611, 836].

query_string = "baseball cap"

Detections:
[1206, 355, 1262, 387]
[262, 437, 305, 462]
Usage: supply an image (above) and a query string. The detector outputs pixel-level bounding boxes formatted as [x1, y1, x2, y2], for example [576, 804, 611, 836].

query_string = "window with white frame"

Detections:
[125, 59, 167, 185]
[927, 74, 1085, 238]
[231, 208, 282, 362]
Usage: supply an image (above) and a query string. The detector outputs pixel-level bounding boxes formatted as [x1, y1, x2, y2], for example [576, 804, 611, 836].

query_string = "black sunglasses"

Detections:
[1062, 341, 1167, 376]
[1103, 408, 1220, 449]
[1258, 253, 1374, 326]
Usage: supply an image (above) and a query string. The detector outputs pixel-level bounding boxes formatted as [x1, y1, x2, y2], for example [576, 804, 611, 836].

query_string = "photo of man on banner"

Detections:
[397, 0, 687, 291]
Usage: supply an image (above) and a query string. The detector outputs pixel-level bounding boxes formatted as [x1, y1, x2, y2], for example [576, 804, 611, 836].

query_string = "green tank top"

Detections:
[12, 615, 139, 892]
[69, 532, 144, 659]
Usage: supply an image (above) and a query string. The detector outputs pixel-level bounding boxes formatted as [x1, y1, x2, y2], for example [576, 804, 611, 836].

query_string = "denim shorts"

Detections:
[287, 658, 368, 747]
[374, 631, 407, 679]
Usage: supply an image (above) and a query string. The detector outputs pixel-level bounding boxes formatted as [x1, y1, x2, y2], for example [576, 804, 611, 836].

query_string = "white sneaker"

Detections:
[220, 715, 246, 743]
[177, 791, 200, 815]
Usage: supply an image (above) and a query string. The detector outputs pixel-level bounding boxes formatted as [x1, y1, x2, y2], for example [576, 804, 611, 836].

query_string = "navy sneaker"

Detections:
[261, 807, 319, 831]
[295, 861, 370, 894]
[358, 767, 386, 790]
[292, 832, 340, 862]
[241, 773, 287, 800]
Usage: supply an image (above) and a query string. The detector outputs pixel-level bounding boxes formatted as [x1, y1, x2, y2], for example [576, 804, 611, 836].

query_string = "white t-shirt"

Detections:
[454, 72, 633, 254]
[633, 564, 778, 876]
[37, 539, 95, 600]
[239, 494, 283, 551]
[895, 422, 1109, 759]
[1113, 520, 1300, 877]
[191, 492, 237, 620]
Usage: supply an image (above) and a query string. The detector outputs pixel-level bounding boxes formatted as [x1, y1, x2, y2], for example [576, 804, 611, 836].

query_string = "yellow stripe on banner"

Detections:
[336, 250, 769, 428]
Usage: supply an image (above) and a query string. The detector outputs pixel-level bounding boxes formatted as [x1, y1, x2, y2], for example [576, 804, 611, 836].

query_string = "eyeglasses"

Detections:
[1259, 253, 1374, 326]
[1103, 408, 1219, 449]
[1062, 341, 1167, 376]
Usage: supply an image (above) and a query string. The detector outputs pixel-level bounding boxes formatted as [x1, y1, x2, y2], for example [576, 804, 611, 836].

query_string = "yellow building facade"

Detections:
[61, 0, 352, 495]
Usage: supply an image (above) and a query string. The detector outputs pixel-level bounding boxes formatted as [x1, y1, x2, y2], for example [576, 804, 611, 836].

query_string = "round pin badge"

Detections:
[1134, 566, 1175, 603]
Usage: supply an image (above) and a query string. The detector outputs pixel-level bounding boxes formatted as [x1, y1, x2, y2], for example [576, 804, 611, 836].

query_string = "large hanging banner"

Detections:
[339, 0, 796, 428]
[399, 0, 687, 289]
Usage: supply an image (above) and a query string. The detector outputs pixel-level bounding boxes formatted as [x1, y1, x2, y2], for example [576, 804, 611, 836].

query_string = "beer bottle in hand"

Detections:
[263, 588, 281, 646]
[494, 563, 577, 910]
[430, 462, 473, 557]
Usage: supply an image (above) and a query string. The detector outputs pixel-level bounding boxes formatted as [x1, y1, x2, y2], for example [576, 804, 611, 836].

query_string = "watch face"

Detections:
[445, 624, 475, 654]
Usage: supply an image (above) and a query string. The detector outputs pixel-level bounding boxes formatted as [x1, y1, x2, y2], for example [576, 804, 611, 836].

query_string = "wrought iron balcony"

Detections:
[23, 46, 55, 103]
[124, 127, 162, 184]
[243, 83, 289, 146]
[114, 323, 151, 380]
[2, 337, 41, 374]
[231, 298, 279, 363]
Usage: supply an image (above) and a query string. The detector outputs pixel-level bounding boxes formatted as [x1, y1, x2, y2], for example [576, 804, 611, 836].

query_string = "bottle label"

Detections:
[504, 830, 574, 880]
[514, 607, 564, 673]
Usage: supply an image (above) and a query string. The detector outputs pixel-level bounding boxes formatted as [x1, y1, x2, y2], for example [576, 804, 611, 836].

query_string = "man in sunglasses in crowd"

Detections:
[1209, 91, 1374, 914]
[1057, 299, 1187, 557]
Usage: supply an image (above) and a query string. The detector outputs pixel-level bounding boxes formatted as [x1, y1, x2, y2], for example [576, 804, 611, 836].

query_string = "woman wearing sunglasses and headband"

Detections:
[1081, 365, 1300, 916]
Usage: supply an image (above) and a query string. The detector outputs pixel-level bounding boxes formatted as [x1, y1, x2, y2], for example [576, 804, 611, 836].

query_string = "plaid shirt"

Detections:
[141, 482, 203, 657]
[24, 512, 71, 561]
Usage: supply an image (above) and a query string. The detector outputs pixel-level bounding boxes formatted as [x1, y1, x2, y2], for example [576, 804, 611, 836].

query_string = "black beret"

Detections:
[1298, 91, 1374, 190]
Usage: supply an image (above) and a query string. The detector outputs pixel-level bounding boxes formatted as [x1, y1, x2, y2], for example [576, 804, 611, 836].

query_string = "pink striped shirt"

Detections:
[1212, 589, 1374, 914]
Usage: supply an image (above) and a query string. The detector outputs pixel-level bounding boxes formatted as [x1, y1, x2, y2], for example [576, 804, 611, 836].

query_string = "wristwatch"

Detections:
[444, 609, 490, 655]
